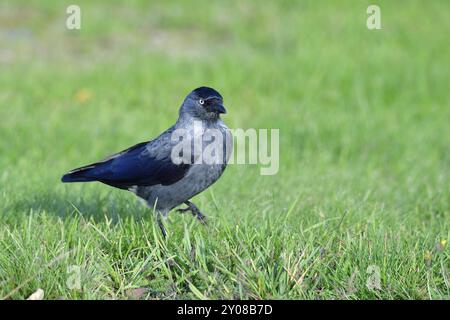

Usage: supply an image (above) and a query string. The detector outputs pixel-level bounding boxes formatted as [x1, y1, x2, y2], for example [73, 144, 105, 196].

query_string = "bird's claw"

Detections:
[177, 202, 207, 226]
[196, 212, 207, 225]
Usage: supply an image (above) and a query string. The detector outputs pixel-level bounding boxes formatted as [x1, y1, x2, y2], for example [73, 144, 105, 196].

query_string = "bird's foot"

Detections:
[176, 201, 207, 225]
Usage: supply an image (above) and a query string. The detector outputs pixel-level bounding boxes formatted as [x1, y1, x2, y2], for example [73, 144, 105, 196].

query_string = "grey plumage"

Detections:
[62, 87, 232, 236]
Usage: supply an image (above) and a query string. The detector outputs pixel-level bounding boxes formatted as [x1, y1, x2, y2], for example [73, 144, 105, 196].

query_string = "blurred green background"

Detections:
[0, 1, 448, 299]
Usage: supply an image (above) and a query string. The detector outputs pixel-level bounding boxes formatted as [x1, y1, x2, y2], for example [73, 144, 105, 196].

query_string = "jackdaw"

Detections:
[62, 86, 232, 236]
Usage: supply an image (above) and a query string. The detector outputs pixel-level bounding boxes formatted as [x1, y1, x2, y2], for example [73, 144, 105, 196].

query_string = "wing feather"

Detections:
[61, 135, 190, 189]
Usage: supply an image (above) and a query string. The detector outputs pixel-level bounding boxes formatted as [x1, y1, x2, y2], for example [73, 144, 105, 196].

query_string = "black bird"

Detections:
[62, 87, 232, 236]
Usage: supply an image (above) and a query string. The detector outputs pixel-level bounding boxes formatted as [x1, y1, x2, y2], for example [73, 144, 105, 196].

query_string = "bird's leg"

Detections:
[176, 201, 207, 225]
[176, 207, 192, 214]
[156, 212, 167, 238]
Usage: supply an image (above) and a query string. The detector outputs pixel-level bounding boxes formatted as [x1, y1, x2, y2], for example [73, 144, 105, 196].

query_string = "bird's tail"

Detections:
[61, 166, 98, 183]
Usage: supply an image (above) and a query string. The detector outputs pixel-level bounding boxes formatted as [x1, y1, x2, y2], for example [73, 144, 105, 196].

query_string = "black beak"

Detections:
[215, 104, 227, 114]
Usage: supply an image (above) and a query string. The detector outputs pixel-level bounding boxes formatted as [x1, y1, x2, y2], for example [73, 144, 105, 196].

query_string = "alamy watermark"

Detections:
[347, 264, 382, 294]
[66, 265, 82, 290]
[367, 5, 382, 30]
[66, 4, 383, 32]
[66, 5, 81, 30]
[170, 121, 279, 176]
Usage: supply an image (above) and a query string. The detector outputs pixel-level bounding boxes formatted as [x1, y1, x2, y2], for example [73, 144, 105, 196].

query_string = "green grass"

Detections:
[0, 0, 449, 299]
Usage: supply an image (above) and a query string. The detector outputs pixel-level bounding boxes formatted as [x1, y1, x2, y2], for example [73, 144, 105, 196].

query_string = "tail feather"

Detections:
[61, 166, 98, 183]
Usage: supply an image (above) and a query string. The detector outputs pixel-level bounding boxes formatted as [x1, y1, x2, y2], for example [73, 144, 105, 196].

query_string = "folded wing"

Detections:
[61, 139, 190, 190]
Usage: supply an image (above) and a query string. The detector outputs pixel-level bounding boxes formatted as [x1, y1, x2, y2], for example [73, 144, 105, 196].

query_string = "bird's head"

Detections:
[179, 86, 227, 121]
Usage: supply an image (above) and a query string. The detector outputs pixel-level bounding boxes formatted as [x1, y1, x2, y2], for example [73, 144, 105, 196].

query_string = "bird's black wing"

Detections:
[61, 138, 191, 189]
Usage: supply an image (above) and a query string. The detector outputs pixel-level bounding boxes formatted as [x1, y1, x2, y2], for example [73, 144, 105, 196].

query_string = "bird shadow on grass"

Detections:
[5, 190, 151, 224]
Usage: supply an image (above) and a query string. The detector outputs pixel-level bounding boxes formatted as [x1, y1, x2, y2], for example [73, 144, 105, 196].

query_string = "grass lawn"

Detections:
[0, 0, 449, 299]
